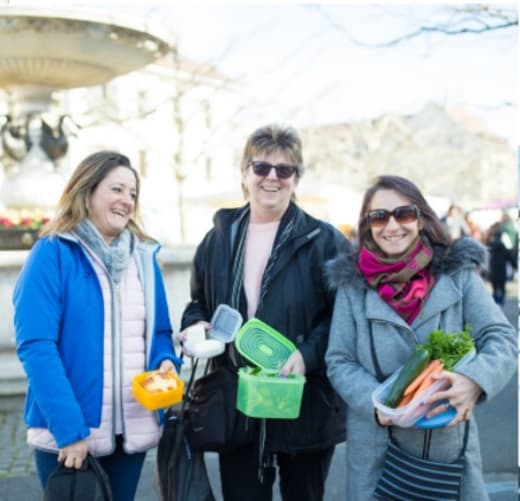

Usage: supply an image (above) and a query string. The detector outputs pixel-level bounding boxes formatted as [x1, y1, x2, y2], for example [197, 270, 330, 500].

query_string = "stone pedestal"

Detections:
[0, 229, 39, 250]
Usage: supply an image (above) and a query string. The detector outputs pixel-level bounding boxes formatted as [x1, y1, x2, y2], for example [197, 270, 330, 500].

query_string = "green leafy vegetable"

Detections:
[419, 325, 474, 371]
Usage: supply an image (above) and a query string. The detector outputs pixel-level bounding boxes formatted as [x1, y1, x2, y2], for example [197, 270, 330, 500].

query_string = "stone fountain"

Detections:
[0, 5, 175, 392]
[0, 5, 174, 211]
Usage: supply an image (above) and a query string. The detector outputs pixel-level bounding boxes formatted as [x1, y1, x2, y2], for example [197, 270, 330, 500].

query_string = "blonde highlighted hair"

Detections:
[41, 151, 152, 241]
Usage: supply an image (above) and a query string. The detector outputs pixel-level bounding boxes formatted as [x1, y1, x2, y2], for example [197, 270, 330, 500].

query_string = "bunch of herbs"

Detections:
[419, 325, 474, 370]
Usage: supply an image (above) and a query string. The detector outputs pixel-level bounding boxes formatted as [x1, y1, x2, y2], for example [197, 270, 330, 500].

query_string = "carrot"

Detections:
[403, 359, 443, 397]
[412, 363, 444, 398]
[396, 392, 415, 408]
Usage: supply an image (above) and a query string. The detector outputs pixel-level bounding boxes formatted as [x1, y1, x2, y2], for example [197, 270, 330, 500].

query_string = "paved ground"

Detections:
[0, 430, 516, 501]
[0, 282, 517, 500]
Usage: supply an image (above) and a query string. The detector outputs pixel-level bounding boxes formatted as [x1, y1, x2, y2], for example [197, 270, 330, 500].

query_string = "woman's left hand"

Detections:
[280, 350, 306, 376]
[424, 371, 482, 426]
[58, 439, 89, 469]
[158, 359, 176, 375]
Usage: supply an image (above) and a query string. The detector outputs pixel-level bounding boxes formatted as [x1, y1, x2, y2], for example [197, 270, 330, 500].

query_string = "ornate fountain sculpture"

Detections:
[0, 6, 174, 217]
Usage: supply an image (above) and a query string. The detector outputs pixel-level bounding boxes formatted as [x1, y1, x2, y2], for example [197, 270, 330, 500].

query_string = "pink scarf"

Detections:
[358, 239, 435, 323]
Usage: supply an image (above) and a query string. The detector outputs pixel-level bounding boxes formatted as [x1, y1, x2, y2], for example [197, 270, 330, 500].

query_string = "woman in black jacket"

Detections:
[180, 125, 349, 501]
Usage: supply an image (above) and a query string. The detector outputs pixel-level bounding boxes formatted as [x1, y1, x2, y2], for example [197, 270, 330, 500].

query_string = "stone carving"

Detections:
[0, 7, 174, 211]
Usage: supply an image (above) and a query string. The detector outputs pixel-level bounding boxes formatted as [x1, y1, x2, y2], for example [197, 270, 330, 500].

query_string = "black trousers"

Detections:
[218, 443, 335, 501]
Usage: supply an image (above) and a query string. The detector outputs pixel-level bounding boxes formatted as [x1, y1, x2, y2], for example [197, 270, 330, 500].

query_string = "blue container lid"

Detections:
[415, 401, 456, 429]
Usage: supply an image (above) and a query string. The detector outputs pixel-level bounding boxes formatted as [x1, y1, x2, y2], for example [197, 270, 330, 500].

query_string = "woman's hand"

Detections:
[177, 321, 211, 356]
[280, 350, 306, 376]
[158, 358, 176, 374]
[375, 409, 393, 427]
[424, 371, 483, 426]
[58, 439, 89, 469]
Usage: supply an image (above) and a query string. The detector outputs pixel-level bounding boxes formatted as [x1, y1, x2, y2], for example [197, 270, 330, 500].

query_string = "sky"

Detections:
[1, 2, 518, 145]
[132, 3, 518, 145]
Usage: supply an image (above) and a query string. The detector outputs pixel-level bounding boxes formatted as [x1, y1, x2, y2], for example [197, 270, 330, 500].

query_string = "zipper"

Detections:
[75, 242, 118, 453]
[111, 280, 125, 439]
[256, 226, 320, 313]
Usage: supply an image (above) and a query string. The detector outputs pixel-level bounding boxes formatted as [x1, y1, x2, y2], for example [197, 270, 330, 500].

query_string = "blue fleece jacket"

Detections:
[13, 235, 181, 448]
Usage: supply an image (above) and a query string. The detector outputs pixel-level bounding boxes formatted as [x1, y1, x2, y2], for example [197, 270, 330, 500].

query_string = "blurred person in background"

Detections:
[499, 210, 517, 254]
[441, 203, 470, 239]
[180, 125, 349, 501]
[13, 151, 181, 500]
[486, 220, 517, 305]
[464, 212, 484, 242]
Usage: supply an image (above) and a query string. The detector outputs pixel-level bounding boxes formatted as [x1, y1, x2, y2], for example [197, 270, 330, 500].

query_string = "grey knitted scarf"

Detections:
[74, 219, 133, 284]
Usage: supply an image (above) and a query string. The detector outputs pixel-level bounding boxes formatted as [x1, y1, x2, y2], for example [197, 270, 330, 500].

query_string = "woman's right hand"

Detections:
[177, 321, 211, 356]
[375, 409, 393, 427]
[58, 439, 88, 469]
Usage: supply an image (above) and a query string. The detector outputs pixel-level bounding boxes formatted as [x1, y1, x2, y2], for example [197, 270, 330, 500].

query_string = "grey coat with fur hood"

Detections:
[325, 238, 517, 501]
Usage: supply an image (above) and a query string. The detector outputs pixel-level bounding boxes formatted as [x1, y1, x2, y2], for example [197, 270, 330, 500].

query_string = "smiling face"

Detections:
[368, 188, 422, 257]
[87, 166, 137, 243]
[242, 150, 298, 222]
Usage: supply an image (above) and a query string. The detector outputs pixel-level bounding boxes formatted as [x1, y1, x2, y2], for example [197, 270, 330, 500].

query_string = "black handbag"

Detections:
[44, 454, 113, 501]
[368, 322, 468, 501]
[157, 407, 215, 501]
[185, 361, 254, 453]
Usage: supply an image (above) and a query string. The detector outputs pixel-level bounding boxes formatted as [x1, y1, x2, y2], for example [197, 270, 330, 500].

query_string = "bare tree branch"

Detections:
[310, 5, 517, 48]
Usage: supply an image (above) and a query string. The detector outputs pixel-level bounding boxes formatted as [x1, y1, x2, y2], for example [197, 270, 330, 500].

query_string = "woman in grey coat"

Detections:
[325, 175, 516, 501]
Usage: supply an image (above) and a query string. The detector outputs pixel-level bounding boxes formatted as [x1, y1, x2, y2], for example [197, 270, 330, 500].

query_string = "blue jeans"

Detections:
[34, 435, 146, 501]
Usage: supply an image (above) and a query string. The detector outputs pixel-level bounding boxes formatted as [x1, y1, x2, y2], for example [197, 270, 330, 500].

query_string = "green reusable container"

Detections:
[234, 318, 305, 419]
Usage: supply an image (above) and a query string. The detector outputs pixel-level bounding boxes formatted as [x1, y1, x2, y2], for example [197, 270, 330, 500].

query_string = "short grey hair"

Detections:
[240, 124, 304, 177]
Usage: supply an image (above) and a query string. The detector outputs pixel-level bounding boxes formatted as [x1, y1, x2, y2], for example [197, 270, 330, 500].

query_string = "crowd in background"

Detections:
[440, 204, 517, 304]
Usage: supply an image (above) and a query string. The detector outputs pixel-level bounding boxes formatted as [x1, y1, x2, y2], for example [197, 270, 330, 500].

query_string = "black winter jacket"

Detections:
[181, 202, 350, 453]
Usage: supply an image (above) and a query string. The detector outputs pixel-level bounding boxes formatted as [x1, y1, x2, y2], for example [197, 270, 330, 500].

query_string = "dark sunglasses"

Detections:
[248, 160, 298, 179]
[366, 204, 420, 227]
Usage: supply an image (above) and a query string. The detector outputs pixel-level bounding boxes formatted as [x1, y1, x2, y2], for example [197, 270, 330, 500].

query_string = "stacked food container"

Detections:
[234, 318, 305, 419]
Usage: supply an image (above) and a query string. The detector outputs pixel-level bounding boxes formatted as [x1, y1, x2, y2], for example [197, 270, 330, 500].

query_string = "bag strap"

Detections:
[178, 352, 199, 414]
[180, 351, 222, 410]
[367, 321, 470, 458]
[86, 454, 113, 501]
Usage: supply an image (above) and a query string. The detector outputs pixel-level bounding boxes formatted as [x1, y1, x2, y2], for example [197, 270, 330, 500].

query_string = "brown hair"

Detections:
[357, 175, 450, 250]
[240, 124, 304, 198]
[41, 151, 152, 240]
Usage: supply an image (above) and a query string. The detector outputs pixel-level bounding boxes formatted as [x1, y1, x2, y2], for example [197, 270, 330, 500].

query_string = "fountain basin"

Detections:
[0, 6, 174, 91]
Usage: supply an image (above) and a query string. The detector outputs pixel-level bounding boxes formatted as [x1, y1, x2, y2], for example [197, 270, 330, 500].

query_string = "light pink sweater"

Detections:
[243, 220, 280, 319]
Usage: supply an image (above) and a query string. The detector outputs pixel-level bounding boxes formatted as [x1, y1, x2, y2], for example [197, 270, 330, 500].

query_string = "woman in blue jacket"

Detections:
[13, 151, 181, 500]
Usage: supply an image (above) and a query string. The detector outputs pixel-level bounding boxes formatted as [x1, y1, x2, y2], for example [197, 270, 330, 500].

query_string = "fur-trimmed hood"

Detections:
[326, 237, 487, 291]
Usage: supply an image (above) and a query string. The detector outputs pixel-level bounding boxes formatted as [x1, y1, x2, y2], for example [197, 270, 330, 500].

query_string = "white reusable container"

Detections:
[184, 304, 243, 359]
[208, 304, 243, 343]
